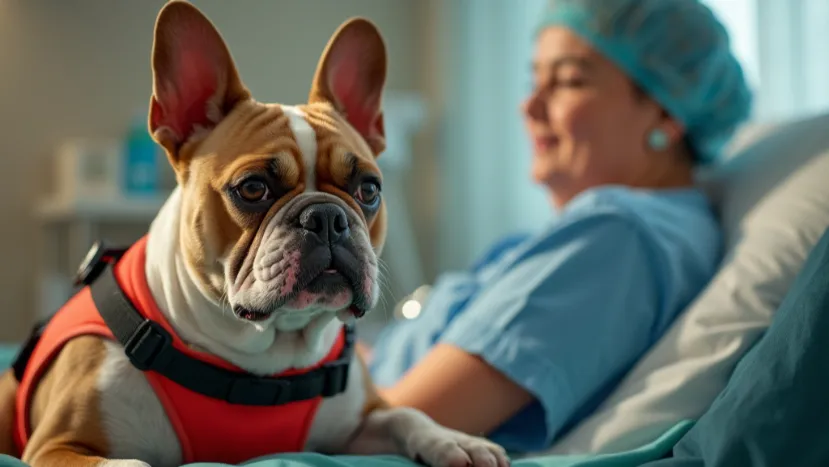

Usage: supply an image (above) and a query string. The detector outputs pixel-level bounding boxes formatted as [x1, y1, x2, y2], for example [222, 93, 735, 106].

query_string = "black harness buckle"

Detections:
[227, 377, 291, 405]
[320, 361, 349, 397]
[124, 320, 173, 371]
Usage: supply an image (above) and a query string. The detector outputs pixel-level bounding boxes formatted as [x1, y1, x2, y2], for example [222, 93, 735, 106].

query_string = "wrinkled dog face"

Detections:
[147, 2, 389, 329]
[217, 105, 386, 329]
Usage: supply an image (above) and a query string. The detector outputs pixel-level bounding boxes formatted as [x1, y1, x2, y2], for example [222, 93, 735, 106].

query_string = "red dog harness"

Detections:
[12, 236, 354, 464]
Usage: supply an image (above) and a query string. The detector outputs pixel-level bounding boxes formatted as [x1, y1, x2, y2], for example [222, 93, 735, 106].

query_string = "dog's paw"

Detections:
[407, 428, 510, 467]
[100, 460, 151, 467]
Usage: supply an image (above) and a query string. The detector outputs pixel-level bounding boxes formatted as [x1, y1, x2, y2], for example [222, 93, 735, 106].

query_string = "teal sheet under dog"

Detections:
[0, 419, 689, 467]
[0, 340, 687, 467]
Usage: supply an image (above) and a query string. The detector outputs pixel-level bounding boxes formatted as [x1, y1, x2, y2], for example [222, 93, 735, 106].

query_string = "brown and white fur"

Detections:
[0, 2, 509, 467]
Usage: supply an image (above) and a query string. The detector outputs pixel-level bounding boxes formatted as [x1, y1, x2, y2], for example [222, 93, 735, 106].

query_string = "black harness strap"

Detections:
[11, 321, 47, 383]
[13, 242, 355, 407]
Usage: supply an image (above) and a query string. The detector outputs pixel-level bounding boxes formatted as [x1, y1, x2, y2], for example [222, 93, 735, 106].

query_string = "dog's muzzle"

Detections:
[232, 193, 374, 322]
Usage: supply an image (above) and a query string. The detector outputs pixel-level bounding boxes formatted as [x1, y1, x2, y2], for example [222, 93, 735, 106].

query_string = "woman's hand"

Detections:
[355, 341, 373, 363]
[378, 343, 535, 437]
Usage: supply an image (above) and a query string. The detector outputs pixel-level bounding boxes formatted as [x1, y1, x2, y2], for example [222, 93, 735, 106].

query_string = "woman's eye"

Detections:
[355, 181, 381, 206]
[555, 76, 586, 87]
[237, 179, 270, 202]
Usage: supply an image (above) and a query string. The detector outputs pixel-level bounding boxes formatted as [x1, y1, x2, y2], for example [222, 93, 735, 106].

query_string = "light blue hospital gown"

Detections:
[368, 185, 722, 453]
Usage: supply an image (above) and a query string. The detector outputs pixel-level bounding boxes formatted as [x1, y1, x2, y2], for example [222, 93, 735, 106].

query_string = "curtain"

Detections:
[753, 0, 829, 120]
[436, 0, 549, 272]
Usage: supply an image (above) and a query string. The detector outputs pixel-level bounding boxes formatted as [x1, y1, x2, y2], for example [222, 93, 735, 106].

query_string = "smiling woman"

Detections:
[365, 0, 753, 455]
[523, 27, 694, 207]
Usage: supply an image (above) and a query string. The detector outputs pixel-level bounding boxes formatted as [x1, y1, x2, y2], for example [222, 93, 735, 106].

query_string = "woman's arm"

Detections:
[356, 341, 373, 362]
[377, 343, 534, 436]
[373, 213, 663, 445]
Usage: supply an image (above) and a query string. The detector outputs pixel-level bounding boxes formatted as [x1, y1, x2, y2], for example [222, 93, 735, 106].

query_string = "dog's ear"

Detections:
[148, 0, 250, 167]
[309, 18, 388, 157]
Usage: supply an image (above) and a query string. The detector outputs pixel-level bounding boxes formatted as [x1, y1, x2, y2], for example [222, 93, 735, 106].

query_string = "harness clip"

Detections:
[74, 241, 129, 287]
[124, 320, 173, 372]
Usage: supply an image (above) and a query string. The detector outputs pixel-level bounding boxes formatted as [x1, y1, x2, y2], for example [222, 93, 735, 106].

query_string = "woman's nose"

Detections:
[522, 91, 548, 122]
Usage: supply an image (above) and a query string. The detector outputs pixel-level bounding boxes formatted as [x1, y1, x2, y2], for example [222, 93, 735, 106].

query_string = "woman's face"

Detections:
[523, 27, 683, 204]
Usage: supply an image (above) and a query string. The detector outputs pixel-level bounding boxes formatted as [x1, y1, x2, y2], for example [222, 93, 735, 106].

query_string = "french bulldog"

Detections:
[0, 2, 509, 467]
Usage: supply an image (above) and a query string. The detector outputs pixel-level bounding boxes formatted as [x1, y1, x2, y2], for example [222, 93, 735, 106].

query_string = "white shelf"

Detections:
[35, 194, 168, 223]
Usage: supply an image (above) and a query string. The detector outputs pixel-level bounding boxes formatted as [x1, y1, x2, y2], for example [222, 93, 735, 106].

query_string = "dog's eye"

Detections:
[355, 181, 381, 206]
[237, 179, 270, 202]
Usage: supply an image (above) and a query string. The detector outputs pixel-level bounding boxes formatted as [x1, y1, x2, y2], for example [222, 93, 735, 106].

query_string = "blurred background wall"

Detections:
[1, 0, 828, 343]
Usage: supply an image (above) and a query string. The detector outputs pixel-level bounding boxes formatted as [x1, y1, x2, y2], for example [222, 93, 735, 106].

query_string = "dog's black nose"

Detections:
[299, 203, 350, 244]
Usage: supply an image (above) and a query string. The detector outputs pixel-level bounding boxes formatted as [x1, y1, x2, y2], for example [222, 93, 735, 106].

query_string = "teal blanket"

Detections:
[0, 343, 687, 467]
[0, 421, 689, 467]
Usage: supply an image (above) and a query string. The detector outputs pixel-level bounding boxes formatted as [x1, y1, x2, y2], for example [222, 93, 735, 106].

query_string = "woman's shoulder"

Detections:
[559, 184, 718, 236]
[535, 185, 721, 271]
[555, 184, 722, 277]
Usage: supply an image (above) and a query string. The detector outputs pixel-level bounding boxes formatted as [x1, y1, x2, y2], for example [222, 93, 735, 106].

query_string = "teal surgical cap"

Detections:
[537, 0, 753, 164]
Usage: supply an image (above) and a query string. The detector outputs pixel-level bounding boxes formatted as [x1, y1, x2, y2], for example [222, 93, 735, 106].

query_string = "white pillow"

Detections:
[542, 111, 829, 455]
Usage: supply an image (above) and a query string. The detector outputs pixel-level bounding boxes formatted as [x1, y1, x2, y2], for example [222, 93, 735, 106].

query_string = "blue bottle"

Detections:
[123, 113, 160, 197]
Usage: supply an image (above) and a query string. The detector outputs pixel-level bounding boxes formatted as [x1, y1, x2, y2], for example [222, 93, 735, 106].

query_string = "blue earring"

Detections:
[648, 128, 670, 151]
